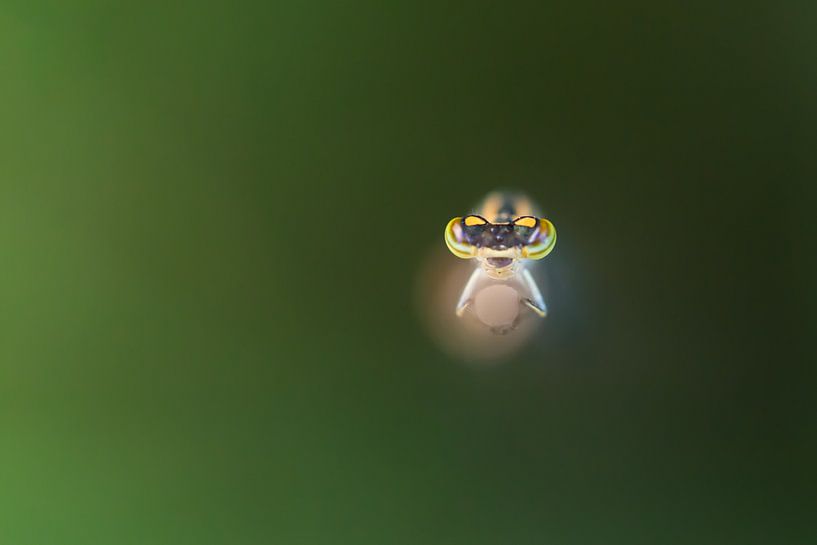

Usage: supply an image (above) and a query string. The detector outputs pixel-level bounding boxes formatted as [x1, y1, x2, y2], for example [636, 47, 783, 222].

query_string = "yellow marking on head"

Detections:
[444, 217, 477, 259]
[514, 216, 537, 228]
[521, 218, 556, 259]
[464, 215, 487, 226]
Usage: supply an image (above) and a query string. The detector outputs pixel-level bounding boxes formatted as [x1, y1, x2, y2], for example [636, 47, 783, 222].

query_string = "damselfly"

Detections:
[444, 191, 557, 331]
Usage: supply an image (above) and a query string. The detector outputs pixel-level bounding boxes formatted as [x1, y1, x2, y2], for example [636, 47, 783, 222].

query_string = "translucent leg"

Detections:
[456, 268, 483, 317]
[520, 268, 547, 318]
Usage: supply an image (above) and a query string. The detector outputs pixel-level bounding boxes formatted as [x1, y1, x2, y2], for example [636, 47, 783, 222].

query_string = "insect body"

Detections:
[444, 191, 556, 330]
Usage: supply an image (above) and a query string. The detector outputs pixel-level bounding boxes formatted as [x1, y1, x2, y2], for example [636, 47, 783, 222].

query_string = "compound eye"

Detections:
[463, 215, 488, 227]
[444, 217, 477, 259]
[521, 218, 556, 259]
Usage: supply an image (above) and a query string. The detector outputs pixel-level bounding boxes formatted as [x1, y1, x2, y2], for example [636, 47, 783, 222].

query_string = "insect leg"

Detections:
[456, 267, 483, 317]
[520, 268, 547, 318]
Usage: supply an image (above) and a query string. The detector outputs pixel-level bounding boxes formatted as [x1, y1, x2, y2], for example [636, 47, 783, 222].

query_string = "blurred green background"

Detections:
[1, 1, 815, 544]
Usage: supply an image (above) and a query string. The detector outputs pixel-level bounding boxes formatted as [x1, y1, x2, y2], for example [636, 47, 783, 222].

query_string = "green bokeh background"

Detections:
[1, 2, 815, 544]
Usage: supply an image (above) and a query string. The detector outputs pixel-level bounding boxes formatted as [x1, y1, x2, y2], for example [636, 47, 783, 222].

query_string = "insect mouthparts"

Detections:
[486, 257, 513, 268]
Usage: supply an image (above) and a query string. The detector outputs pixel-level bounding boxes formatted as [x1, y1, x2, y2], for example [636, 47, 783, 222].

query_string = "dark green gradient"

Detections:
[1, 2, 815, 544]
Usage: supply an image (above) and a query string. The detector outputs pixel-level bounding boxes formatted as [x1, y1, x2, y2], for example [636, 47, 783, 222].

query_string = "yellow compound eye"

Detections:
[513, 216, 538, 228]
[463, 215, 488, 227]
[444, 217, 477, 259]
[521, 218, 556, 259]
